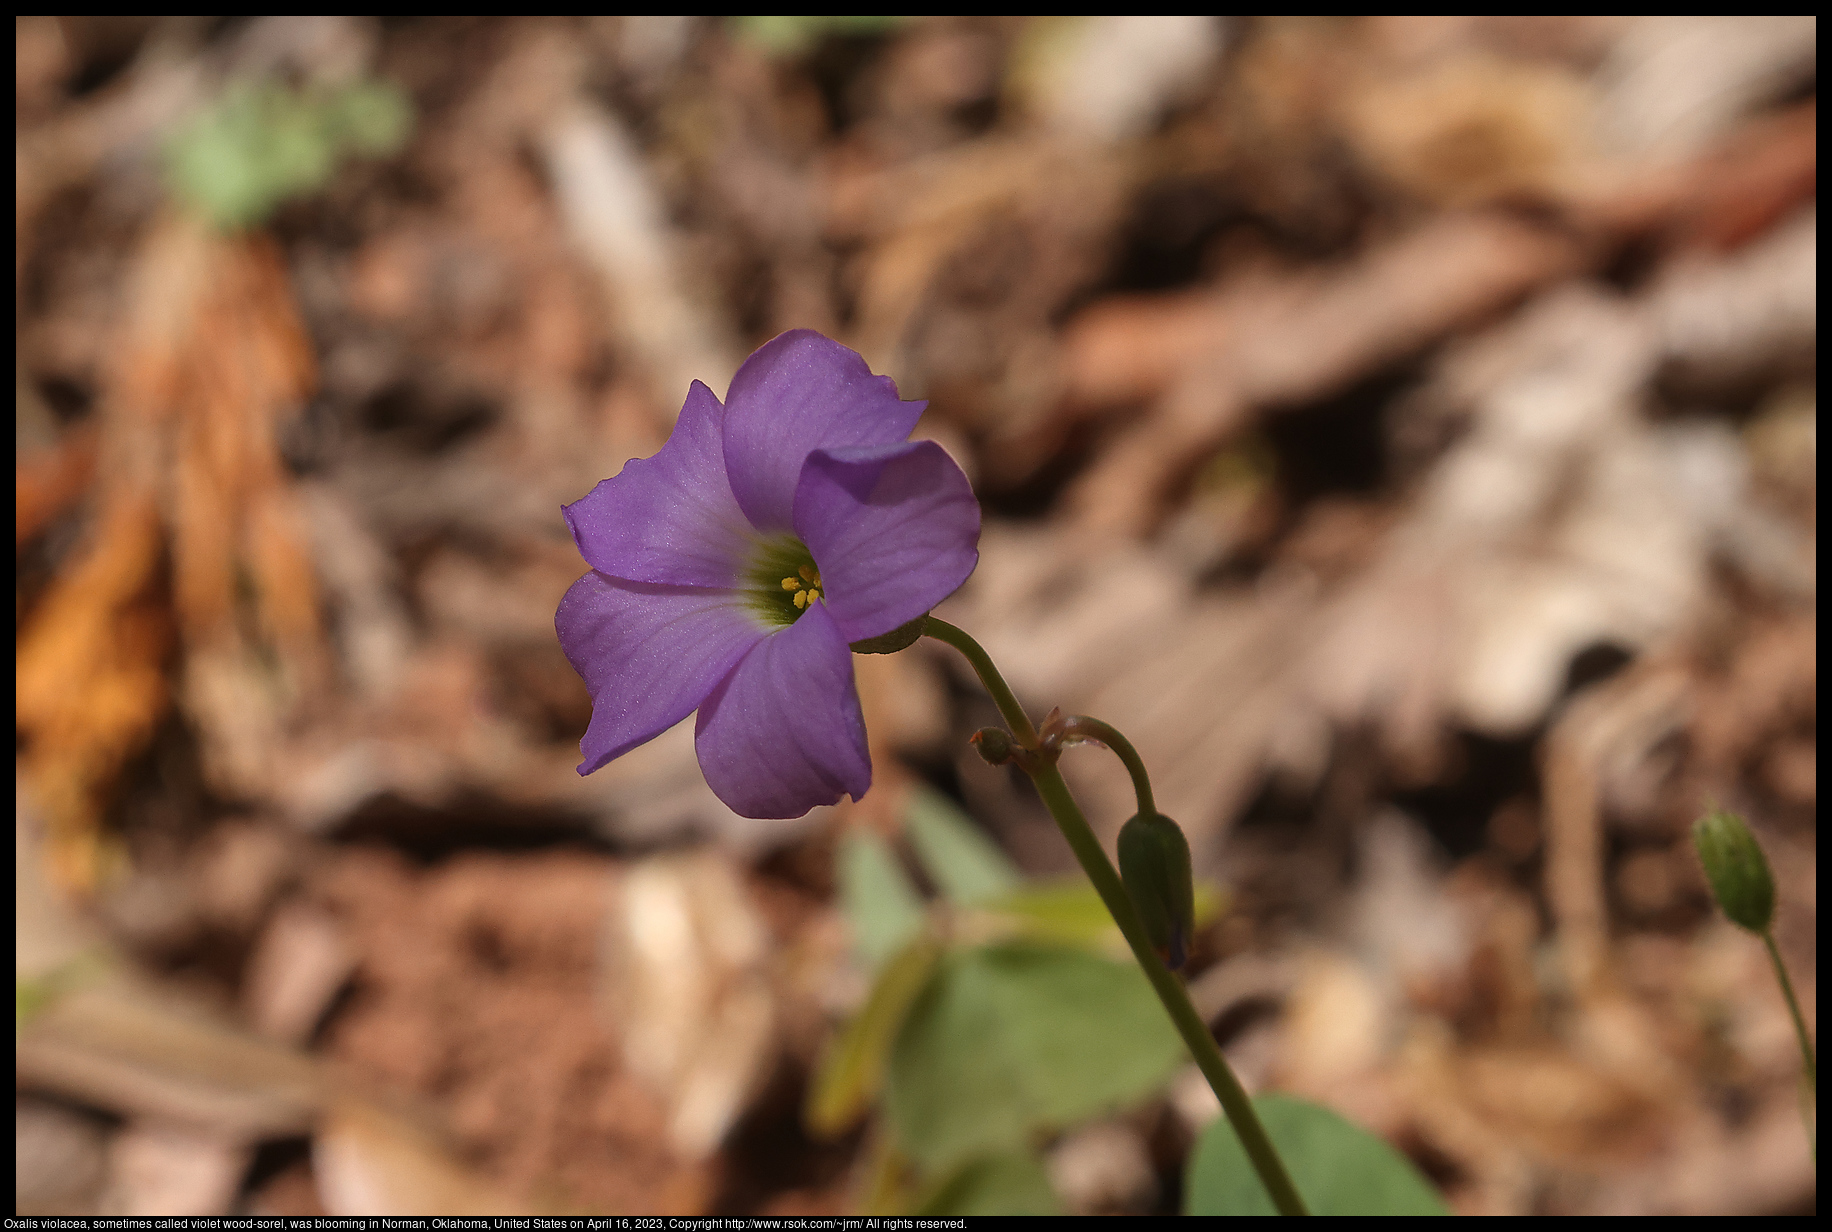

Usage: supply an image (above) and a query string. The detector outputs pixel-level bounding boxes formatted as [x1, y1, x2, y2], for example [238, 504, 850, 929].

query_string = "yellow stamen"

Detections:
[799, 564, 819, 584]
[782, 577, 801, 591]
[793, 590, 809, 609]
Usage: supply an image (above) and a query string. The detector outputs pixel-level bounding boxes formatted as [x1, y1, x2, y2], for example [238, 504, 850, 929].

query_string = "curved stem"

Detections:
[1056, 714, 1156, 818]
[923, 618, 1040, 749]
[1764, 931, 1816, 1091]
[926, 621, 1309, 1216]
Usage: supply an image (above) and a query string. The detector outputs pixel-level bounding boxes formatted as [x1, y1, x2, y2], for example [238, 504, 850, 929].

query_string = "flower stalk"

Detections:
[1766, 928, 1818, 1162]
[1692, 807, 1815, 1158]
[1046, 712, 1156, 819]
[925, 617, 1039, 750]
[924, 617, 1309, 1216]
[1764, 932, 1816, 1096]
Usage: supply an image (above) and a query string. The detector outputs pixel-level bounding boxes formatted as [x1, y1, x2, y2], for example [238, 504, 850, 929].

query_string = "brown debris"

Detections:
[102, 1122, 253, 1217]
[16, 977, 323, 1139]
[15, 421, 98, 547]
[17, 494, 172, 888]
[14, 15, 1815, 1218]
[1064, 212, 1586, 535]
[313, 848, 717, 1213]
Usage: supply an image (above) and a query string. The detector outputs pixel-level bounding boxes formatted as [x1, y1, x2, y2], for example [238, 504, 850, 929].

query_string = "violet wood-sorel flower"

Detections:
[556, 330, 980, 819]
[559, 334, 1312, 1214]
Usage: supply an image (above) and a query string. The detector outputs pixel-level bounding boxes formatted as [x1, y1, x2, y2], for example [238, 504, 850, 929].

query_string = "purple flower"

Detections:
[556, 331, 980, 819]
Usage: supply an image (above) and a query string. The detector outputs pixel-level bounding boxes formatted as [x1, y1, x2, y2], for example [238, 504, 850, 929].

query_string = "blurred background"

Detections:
[15, 15, 1815, 1217]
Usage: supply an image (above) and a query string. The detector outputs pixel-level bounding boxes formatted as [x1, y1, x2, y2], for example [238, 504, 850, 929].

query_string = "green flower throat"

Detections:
[741, 533, 930, 655]
[744, 534, 824, 627]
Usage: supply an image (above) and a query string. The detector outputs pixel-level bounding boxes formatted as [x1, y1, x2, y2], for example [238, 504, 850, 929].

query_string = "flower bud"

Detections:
[969, 727, 1016, 766]
[1692, 808, 1776, 934]
[1118, 812, 1195, 969]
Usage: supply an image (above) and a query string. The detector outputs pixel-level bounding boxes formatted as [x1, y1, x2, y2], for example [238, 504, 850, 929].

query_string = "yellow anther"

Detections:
[782, 577, 801, 591]
[799, 564, 820, 584]
[793, 590, 809, 609]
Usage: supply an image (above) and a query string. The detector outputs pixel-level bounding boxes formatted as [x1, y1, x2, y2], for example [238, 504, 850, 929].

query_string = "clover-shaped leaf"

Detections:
[1186, 1094, 1448, 1215]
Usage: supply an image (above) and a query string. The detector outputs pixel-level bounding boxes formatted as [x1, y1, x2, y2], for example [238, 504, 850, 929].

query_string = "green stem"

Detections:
[924, 618, 1039, 749]
[1056, 714, 1156, 818]
[926, 619, 1309, 1216]
[1763, 931, 1816, 1092]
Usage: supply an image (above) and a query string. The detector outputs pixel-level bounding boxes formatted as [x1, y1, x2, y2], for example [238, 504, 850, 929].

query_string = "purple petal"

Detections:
[722, 331, 926, 532]
[563, 381, 755, 588]
[557, 572, 766, 774]
[694, 600, 872, 818]
[794, 440, 981, 643]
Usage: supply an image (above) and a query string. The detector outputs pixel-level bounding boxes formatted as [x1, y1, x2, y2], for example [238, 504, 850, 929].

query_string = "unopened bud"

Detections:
[1693, 807, 1775, 934]
[1118, 812, 1196, 969]
[970, 727, 1016, 766]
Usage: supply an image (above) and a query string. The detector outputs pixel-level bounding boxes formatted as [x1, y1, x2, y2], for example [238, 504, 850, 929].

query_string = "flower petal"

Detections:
[794, 440, 981, 643]
[694, 600, 871, 818]
[563, 381, 755, 588]
[557, 571, 766, 774]
[722, 331, 926, 532]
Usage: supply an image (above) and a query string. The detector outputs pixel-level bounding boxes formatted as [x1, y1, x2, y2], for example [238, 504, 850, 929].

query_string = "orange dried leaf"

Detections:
[16, 424, 99, 547]
[17, 493, 172, 891]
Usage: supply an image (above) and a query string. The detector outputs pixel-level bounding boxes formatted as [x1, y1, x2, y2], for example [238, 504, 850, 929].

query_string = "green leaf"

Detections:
[164, 79, 413, 230]
[806, 936, 942, 1138]
[17, 977, 55, 1033]
[16, 951, 109, 1035]
[904, 787, 1019, 906]
[980, 878, 1226, 953]
[1185, 1094, 1449, 1215]
[885, 943, 1184, 1169]
[838, 829, 927, 970]
[730, 15, 914, 57]
[320, 79, 413, 156]
[913, 1152, 1062, 1217]
[981, 879, 1120, 949]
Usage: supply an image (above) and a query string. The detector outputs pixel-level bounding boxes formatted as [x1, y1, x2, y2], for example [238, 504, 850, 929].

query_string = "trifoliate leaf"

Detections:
[885, 943, 1184, 1169]
[838, 828, 927, 970]
[905, 787, 1020, 907]
[1186, 1094, 1448, 1215]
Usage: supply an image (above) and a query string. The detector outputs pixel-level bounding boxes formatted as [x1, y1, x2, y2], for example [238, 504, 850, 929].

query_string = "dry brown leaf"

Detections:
[601, 851, 779, 1160]
[312, 845, 717, 1213]
[1059, 289, 1235, 408]
[16, 493, 171, 888]
[1593, 15, 1817, 161]
[15, 1094, 110, 1216]
[129, 219, 327, 797]
[836, 134, 1129, 390]
[161, 225, 319, 655]
[1543, 662, 1694, 997]
[242, 900, 357, 1045]
[1584, 102, 1818, 252]
[16, 975, 324, 1138]
[15, 421, 99, 547]
[1066, 212, 1584, 535]
[18, 209, 337, 875]
[102, 1122, 253, 1217]
[1581, 1089, 1815, 1215]
[313, 1096, 532, 1217]
[1339, 52, 1597, 207]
